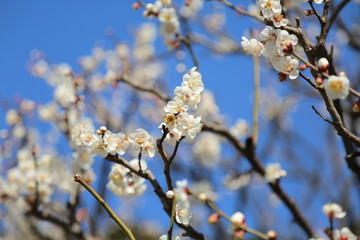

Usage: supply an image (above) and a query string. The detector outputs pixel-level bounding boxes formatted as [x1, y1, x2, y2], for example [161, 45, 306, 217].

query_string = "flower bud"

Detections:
[318, 58, 329, 72]
[353, 100, 360, 112]
[304, 9, 314, 16]
[208, 213, 220, 225]
[315, 77, 324, 85]
[199, 193, 208, 202]
[132, 3, 141, 10]
[185, 0, 191, 6]
[339, 71, 347, 77]
[166, 190, 175, 199]
[267, 230, 277, 240]
[299, 64, 307, 71]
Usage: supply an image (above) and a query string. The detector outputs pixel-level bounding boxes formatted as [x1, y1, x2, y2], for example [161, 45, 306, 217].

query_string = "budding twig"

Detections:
[189, 190, 269, 240]
[73, 175, 136, 240]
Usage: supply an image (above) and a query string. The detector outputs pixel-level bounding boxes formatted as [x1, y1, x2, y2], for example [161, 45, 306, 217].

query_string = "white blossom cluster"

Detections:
[242, 26, 300, 80]
[71, 119, 156, 159]
[309, 203, 359, 240]
[241, 0, 301, 80]
[160, 67, 204, 144]
[107, 159, 148, 197]
[4, 148, 67, 203]
[142, 0, 180, 47]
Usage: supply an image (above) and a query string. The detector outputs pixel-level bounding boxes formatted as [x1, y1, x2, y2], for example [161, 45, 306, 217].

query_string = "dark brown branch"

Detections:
[202, 124, 315, 238]
[105, 154, 205, 239]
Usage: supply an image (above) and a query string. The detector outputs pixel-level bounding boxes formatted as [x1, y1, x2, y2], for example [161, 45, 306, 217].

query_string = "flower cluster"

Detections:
[107, 159, 147, 197]
[5, 148, 68, 203]
[241, 0, 301, 80]
[71, 119, 155, 158]
[160, 67, 203, 144]
[142, 0, 180, 47]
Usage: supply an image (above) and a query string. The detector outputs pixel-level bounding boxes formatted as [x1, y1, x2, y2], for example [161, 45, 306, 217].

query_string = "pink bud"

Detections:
[132, 3, 141, 10]
[304, 9, 314, 16]
[353, 100, 360, 112]
[315, 77, 324, 85]
[185, 0, 191, 6]
[299, 64, 307, 71]
[208, 213, 220, 225]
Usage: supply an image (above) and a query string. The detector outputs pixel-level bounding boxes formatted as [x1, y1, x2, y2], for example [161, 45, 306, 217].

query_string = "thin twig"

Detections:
[252, 55, 260, 145]
[311, 105, 334, 125]
[189, 190, 268, 240]
[74, 175, 136, 240]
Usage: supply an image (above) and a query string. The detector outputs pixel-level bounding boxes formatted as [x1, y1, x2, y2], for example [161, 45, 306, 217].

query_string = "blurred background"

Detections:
[0, 0, 359, 239]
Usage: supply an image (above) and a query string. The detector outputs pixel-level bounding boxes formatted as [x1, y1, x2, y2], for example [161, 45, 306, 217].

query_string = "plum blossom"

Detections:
[324, 75, 350, 100]
[271, 13, 289, 27]
[107, 159, 147, 197]
[322, 203, 346, 219]
[264, 163, 287, 183]
[272, 56, 299, 79]
[103, 131, 129, 155]
[182, 67, 204, 94]
[241, 37, 264, 56]
[334, 227, 357, 240]
[276, 30, 298, 55]
[259, 0, 282, 18]
[175, 202, 192, 225]
[159, 235, 181, 240]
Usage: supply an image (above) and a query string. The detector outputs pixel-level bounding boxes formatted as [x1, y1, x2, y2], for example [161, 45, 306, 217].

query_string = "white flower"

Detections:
[175, 202, 192, 225]
[230, 119, 249, 138]
[264, 163, 287, 183]
[259, 0, 282, 18]
[71, 119, 95, 146]
[334, 227, 357, 240]
[107, 159, 147, 197]
[313, 0, 324, 4]
[164, 99, 188, 114]
[159, 235, 181, 240]
[158, 8, 177, 23]
[103, 131, 129, 155]
[38, 102, 58, 121]
[182, 67, 204, 94]
[5, 109, 21, 126]
[324, 75, 349, 100]
[322, 203, 346, 219]
[276, 30, 298, 55]
[176, 112, 202, 139]
[174, 86, 202, 110]
[271, 13, 289, 27]
[160, 20, 180, 38]
[272, 56, 299, 79]
[128, 128, 151, 149]
[175, 179, 189, 204]
[241, 37, 264, 56]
